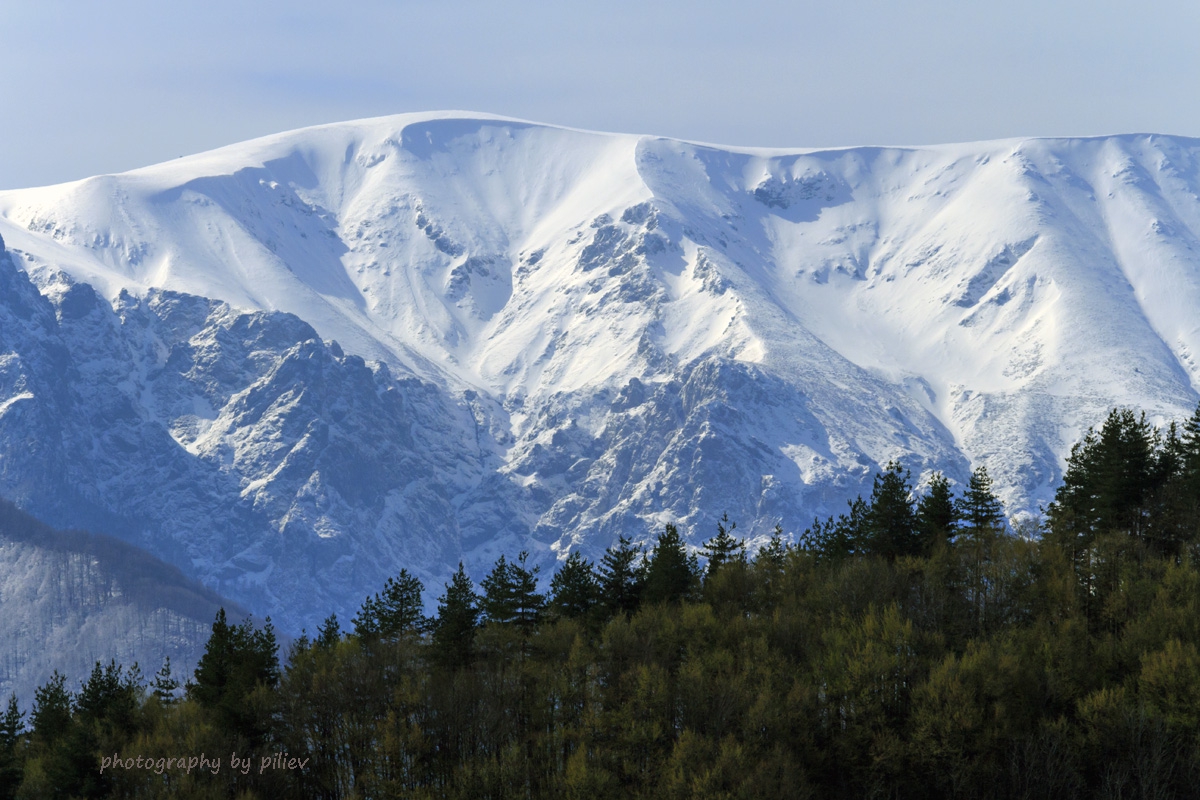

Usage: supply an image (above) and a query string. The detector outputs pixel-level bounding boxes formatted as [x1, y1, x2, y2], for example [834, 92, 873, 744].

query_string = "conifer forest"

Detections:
[8, 405, 1200, 798]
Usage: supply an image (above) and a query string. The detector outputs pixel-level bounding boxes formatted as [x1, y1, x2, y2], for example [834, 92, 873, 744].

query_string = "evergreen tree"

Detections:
[25, 671, 81, 799]
[866, 461, 919, 560]
[549, 551, 602, 621]
[1179, 403, 1200, 482]
[952, 466, 1007, 636]
[316, 613, 341, 649]
[643, 523, 698, 604]
[1156, 407, 1200, 554]
[916, 471, 958, 553]
[804, 496, 869, 563]
[152, 657, 179, 704]
[598, 535, 645, 618]
[0, 695, 23, 800]
[957, 465, 1004, 534]
[189, 608, 280, 740]
[1155, 419, 1185, 486]
[432, 562, 480, 667]
[755, 524, 788, 569]
[1047, 408, 1158, 541]
[255, 617, 281, 688]
[29, 672, 72, 748]
[752, 524, 789, 610]
[481, 555, 519, 624]
[76, 660, 139, 735]
[352, 569, 426, 641]
[701, 512, 746, 578]
[510, 551, 546, 631]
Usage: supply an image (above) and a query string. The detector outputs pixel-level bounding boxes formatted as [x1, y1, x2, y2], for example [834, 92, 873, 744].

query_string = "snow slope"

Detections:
[0, 498, 242, 706]
[2, 113, 1199, 630]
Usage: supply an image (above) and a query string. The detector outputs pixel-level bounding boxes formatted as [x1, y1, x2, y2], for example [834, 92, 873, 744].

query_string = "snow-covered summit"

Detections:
[2, 114, 1199, 629]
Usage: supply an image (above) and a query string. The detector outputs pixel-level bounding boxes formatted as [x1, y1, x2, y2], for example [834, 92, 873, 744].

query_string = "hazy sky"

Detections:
[1, 0, 1196, 189]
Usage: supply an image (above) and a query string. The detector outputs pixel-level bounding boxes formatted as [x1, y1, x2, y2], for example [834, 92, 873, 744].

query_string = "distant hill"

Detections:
[0, 497, 244, 705]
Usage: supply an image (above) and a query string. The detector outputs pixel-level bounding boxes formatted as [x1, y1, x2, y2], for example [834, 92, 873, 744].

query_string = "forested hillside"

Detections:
[5, 404, 1200, 799]
[0, 499, 241, 710]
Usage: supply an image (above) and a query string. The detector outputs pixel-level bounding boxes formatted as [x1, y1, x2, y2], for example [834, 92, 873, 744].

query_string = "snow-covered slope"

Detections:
[0, 498, 242, 706]
[2, 113, 1199, 631]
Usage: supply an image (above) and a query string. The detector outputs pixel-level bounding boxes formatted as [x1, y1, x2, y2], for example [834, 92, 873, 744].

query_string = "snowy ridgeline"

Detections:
[0, 115, 1199, 641]
[0, 499, 239, 706]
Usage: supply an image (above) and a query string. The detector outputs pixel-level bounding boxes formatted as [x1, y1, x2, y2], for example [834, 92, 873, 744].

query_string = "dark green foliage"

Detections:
[549, 551, 602, 620]
[643, 523, 699, 604]
[866, 461, 920, 559]
[480, 554, 518, 624]
[1180, 403, 1200, 480]
[756, 524, 788, 568]
[316, 613, 341, 648]
[701, 512, 746, 578]
[76, 660, 139, 735]
[480, 550, 545, 630]
[804, 495, 869, 563]
[23, 665, 141, 800]
[188, 608, 279, 742]
[151, 657, 178, 704]
[599, 534, 645, 617]
[0, 696, 23, 800]
[21, 404, 1200, 799]
[1046, 409, 1159, 546]
[352, 568, 426, 641]
[433, 561, 480, 666]
[1153, 404, 1200, 554]
[957, 465, 1005, 534]
[1043, 407, 1200, 626]
[29, 672, 72, 748]
[916, 471, 958, 552]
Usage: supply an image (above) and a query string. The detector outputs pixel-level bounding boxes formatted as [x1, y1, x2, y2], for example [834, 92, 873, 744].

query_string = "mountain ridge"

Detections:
[1, 113, 1199, 634]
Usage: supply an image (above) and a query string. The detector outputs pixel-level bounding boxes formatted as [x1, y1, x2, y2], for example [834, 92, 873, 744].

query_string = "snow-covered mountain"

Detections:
[2, 113, 1199, 633]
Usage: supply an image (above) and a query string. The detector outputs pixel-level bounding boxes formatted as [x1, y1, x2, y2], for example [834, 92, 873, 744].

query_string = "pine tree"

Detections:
[433, 562, 480, 667]
[152, 657, 179, 704]
[866, 461, 919, 560]
[804, 496, 869, 563]
[0, 695, 23, 800]
[510, 551, 546, 631]
[190, 608, 279, 740]
[599, 535, 644, 618]
[957, 465, 1004, 534]
[549, 551, 602, 620]
[643, 523, 698, 604]
[254, 617, 282, 689]
[755, 524, 788, 569]
[29, 671, 72, 747]
[702, 512, 746, 578]
[752, 524, 789, 610]
[76, 660, 139, 735]
[916, 472, 958, 553]
[1156, 406, 1200, 554]
[316, 613, 341, 649]
[954, 466, 1006, 635]
[1047, 409, 1158, 541]
[352, 569, 426, 641]
[481, 555, 518, 624]
[1180, 403, 1200, 482]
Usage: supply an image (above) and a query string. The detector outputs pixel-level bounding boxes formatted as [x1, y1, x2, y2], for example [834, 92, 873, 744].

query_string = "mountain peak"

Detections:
[2, 118, 1200, 634]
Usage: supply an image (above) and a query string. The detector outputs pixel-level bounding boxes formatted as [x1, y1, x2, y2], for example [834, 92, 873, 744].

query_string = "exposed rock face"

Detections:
[0, 245, 506, 631]
[1, 115, 1200, 647]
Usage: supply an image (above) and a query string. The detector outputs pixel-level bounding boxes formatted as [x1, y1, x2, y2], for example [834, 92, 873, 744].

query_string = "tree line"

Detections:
[6, 405, 1200, 798]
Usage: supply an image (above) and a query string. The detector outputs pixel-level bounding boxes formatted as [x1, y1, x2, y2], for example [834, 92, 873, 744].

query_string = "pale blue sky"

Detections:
[1, 0, 1197, 189]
